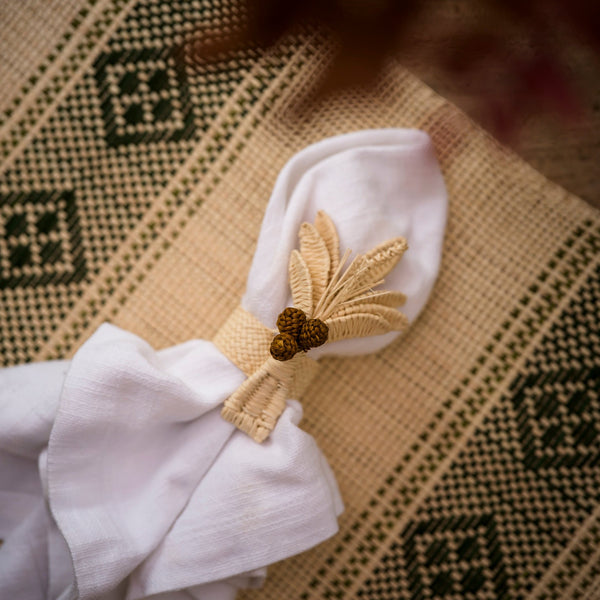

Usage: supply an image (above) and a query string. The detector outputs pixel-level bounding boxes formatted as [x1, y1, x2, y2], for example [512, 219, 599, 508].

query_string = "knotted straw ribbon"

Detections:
[214, 210, 409, 443]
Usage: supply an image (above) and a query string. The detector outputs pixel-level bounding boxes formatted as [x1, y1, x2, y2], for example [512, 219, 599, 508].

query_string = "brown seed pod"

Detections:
[276, 307, 307, 337]
[298, 318, 329, 351]
[270, 332, 298, 361]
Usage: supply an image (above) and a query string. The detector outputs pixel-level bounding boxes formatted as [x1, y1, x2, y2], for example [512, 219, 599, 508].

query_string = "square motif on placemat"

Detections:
[0, 190, 86, 289]
[94, 46, 196, 147]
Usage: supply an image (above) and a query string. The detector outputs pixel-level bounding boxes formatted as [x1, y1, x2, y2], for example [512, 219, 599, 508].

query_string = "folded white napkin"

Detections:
[0, 129, 447, 599]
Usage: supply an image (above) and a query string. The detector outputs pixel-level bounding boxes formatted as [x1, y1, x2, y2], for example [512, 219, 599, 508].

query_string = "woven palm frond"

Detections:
[329, 302, 408, 330]
[287, 211, 409, 345]
[299, 222, 330, 308]
[314, 210, 340, 278]
[352, 238, 408, 288]
[288, 250, 313, 316]
[326, 312, 390, 342]
[336, 289, 407, 310]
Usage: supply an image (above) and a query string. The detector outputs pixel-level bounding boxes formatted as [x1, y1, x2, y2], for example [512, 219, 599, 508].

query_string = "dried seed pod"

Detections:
[298, 318, 329, 351]
[270, 332, 298, 361]
[276, 307, 307, 337]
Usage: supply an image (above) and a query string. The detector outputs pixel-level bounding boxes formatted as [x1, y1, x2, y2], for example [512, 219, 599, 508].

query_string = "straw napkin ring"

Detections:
[215, 210, 408, 443]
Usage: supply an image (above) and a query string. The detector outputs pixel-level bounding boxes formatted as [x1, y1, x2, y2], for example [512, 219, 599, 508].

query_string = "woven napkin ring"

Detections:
[213, 210, 410, 443]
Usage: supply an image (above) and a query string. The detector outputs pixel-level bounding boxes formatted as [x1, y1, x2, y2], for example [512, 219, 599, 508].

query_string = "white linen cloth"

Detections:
[0, 129, 447, 599]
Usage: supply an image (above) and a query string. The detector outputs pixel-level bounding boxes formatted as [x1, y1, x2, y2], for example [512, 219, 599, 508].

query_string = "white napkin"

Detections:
[0, 129, 447, 599]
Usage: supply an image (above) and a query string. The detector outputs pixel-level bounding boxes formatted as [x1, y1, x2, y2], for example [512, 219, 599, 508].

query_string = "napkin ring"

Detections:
[214, 210, 409, 443]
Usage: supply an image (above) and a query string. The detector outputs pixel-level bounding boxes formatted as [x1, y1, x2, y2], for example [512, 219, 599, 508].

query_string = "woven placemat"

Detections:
[1, 1, 599, 599]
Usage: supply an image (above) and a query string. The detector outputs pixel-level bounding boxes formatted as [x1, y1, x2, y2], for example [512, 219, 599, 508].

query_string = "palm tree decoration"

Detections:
[221, 210, 409, 442]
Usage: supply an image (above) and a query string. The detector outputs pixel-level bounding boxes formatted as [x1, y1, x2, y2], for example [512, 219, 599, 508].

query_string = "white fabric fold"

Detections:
[0, 129, 447, 599]
[244, 128, 447, 355]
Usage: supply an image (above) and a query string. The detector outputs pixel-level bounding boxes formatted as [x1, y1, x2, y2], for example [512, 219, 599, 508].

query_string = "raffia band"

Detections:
[214, 306, 320, 442]
[213, 305, 278, 376]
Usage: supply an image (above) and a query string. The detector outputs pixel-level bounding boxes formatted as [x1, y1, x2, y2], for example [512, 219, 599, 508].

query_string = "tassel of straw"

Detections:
[221, 356, 297, 443]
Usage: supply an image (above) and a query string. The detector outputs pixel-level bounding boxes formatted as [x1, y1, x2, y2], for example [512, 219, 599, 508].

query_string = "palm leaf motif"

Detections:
[329, 302, 408, 325]
[289, 210, 409, 338]
[314, 210, 340, 278]
[288, 250, 313, 316]
[326, 313, 390, 342]
[349, 238, 409, 290]
[299, 222, 330, 308]
[326, 303, 409, 342]
[338, 289, 407, 310]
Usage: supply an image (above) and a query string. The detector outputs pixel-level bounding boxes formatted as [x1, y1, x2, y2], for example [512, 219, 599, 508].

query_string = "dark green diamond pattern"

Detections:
[0, 0, 284, 365]
[359, 514, 507, 599]
[94, 45, 196, 147]
[0, 190, 85, 289]
[358, 265, 600, 599]
[510, 280, 600, 474]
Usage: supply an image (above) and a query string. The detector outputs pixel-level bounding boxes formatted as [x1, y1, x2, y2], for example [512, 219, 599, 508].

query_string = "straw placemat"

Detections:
[1, 1, 599, 599]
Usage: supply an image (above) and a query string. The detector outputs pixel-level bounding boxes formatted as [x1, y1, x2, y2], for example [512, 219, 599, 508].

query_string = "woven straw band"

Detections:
[212, 208, 411, 443]
[213, 306, 320, 442]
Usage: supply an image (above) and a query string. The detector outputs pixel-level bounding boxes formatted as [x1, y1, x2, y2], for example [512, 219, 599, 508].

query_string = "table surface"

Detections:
[401, 1, 600, 210]
[1, 1, 597, 211]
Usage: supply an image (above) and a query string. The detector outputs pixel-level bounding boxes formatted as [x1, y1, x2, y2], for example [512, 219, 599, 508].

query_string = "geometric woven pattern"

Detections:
[0, 0, 286, 365]
[94, 46, 196, 147]
[512, 267, 600, 474]
[0, 190, 85, 289]
[361, 513, 508, 599]
[358, 263, 600, 599]
[1, 1, 599, 598]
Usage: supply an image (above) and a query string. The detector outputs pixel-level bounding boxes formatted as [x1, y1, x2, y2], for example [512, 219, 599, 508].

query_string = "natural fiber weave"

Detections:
[1, 1, 599, 598]
[213, 305, 276, 377]
[214, 304, 320, 441]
